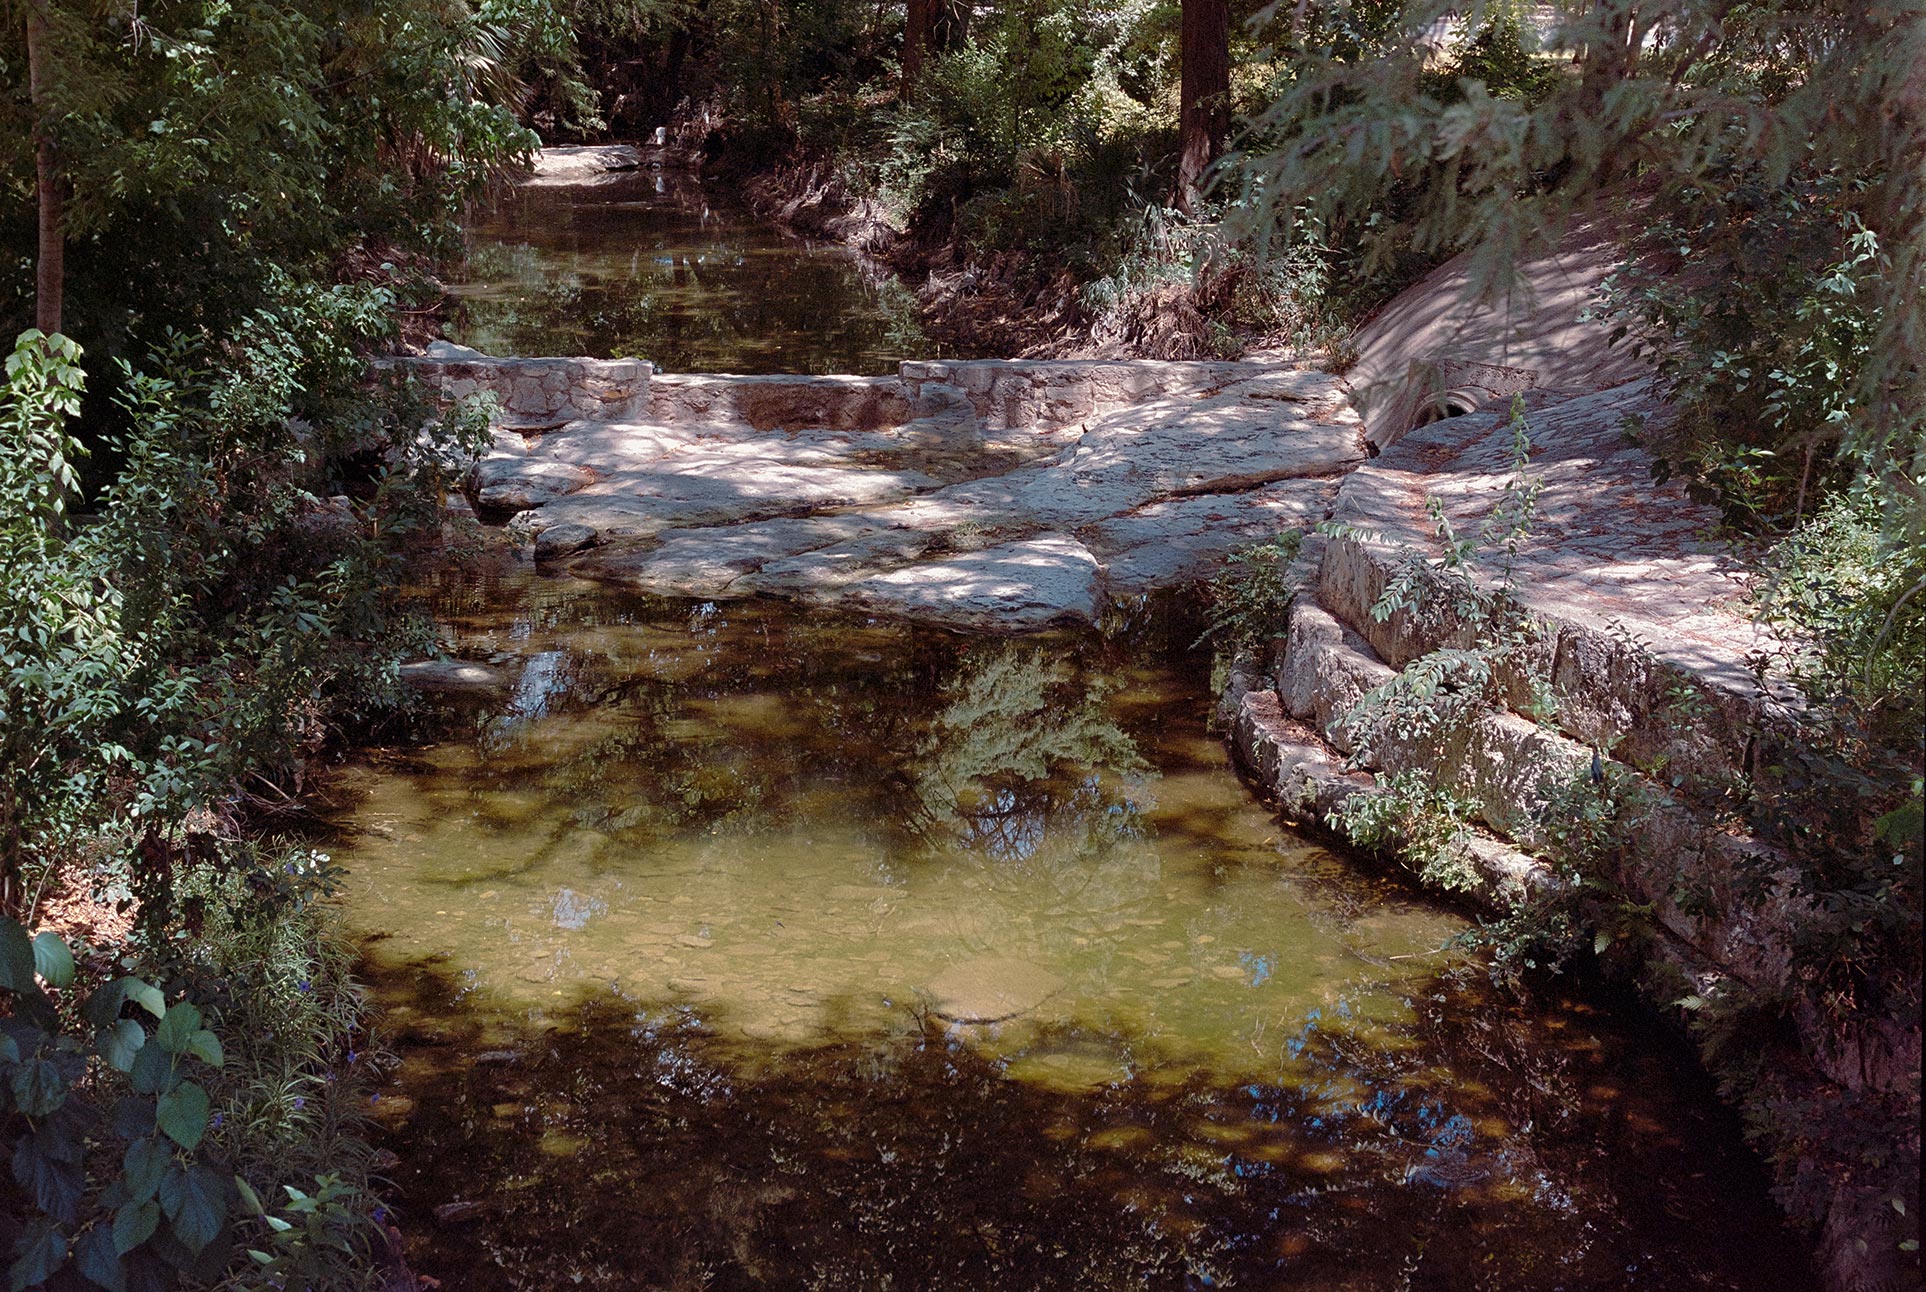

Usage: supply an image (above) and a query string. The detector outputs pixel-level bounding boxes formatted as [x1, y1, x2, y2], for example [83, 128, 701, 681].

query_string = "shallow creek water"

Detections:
[444, 168, 928, 373]
[327, 572, 1809, 1291]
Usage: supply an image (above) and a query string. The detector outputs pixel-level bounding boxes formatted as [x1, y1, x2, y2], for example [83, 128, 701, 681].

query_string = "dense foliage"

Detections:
[1, 0, 537, 388]
[2, 1, 523, 1286]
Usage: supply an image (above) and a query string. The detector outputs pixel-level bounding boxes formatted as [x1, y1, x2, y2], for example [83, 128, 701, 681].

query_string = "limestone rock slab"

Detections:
[1088, 480, 1337, 594]
[838, 534, 1102, 633]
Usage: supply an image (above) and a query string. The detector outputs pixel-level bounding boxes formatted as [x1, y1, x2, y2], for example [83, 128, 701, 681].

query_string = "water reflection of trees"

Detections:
[444, 178, 926, 372]
[905, 647, 1165, 920]
[369, 962, 1811, 1292]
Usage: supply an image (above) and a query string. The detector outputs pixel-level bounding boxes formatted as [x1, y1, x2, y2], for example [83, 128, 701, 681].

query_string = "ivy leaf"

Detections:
[30, 935, 73, 990]
[6, 1220, 67, 1291]
[71, 1225, 123, 1292]
[11, 1058, 67, 1117]
[157, 1163, 229, 1254]
[112, 1201, 160, 1256]
[97, 1022, 146, 1074]
[128, 1040, 178, 1096]
[154, 1004, 202, 1056]
[121, 1139, 171, 1205]
[155, 1083, 209, 1151]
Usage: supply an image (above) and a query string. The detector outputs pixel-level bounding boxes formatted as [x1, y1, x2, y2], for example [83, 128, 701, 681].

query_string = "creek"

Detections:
[443, 167, 928, 373]
[329, 176, 1813, 1290]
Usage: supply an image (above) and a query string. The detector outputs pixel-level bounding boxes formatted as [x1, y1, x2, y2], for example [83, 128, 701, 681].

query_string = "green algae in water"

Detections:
[445, 170, 929, 373]
[330, 576, 1811, 1290]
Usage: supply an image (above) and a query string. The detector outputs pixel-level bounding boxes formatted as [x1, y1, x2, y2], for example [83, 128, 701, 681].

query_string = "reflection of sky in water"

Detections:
[549, 886, 604, 932]
[335, 577, 1812, 1292]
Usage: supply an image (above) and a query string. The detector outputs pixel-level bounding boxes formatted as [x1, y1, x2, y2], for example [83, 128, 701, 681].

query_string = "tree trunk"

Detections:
[25, 1, 64, 336]
[903, 0, 932, 100]
[1176, 0, 1230, 212]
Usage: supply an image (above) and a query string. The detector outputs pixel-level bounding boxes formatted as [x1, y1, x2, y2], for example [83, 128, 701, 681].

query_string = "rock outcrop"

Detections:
[398, 355, 1368, 634]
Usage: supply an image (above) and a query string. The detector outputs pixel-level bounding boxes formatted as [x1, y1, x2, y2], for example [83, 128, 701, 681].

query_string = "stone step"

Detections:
[1317, 379, 1800, 791]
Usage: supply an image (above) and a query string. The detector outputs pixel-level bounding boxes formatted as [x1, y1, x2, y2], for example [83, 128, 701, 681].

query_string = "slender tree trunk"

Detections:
[25, 0, 64, 336]
[1176, 0, 1230, 212]
[903, 0, 932, 100]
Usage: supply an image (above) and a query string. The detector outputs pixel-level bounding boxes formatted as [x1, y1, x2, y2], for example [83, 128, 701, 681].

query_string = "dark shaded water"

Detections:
[445, 170, 928, 373]
[328, 574, 1811, 1291]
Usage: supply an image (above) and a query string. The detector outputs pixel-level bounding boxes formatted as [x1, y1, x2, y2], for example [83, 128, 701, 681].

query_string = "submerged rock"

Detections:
[925, 956, 1066, 1023]
[398, 659, 510, 694]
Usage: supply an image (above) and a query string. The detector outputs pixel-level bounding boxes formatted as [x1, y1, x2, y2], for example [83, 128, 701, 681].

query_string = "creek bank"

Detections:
[728, 156, 1103, 361]
[1219, 375, 1917, 1292]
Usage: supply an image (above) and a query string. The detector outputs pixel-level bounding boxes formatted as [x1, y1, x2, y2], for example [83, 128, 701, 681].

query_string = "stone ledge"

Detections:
[1319, 379, 1799, 790]
[1220, 661, 1553, 912]
[377, 354, 652, 427]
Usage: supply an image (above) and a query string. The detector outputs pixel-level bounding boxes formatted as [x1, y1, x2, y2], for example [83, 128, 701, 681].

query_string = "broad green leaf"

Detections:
[71, 1224, 123, 1292]
[97, 1022, 145, 1074]
[234, 1176, 265, 1216]
[13, 1128, 84, 1224]
[0, 1034, 18, 1064]
[112, 1201, 159, 1255]
[6, 1221, 66, 1291]
[184, 1030, 223, 1069]
[155, 1082, 209, 1151]
[0, 919, 36, 995]
[121, 1138, 170, 1205]
[128, 1040, 177, 1096]
[88, 979, 164, 1027]
[157, 1163, 228, 1254]
[109, 1097, 154, 1140]
[11, 1058, 67, 1117]
[154, 1004, 202, 1056]
[30, 935, 73, 990]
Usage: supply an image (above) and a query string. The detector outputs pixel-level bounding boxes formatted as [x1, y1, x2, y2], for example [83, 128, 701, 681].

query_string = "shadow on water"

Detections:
[365, 963, 1806, 1292]
[327, 574, 1813, 1290]
[445, 170, 932, 373]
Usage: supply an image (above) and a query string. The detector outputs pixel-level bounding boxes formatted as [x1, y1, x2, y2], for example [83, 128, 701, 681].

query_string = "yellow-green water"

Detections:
[328, 574, 1809, 1290]
[445, 169, 929, 373]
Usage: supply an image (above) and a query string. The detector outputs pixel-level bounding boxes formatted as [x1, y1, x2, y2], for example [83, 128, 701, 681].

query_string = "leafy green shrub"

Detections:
[1198, 531, 1305, 652]
[1, 916, 237, 1290]
[1330, 769, 1483, 893]
[1599, 179, 1889, 527]
[1, 845, 391, 1292]
[2, 311, 484, 926]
